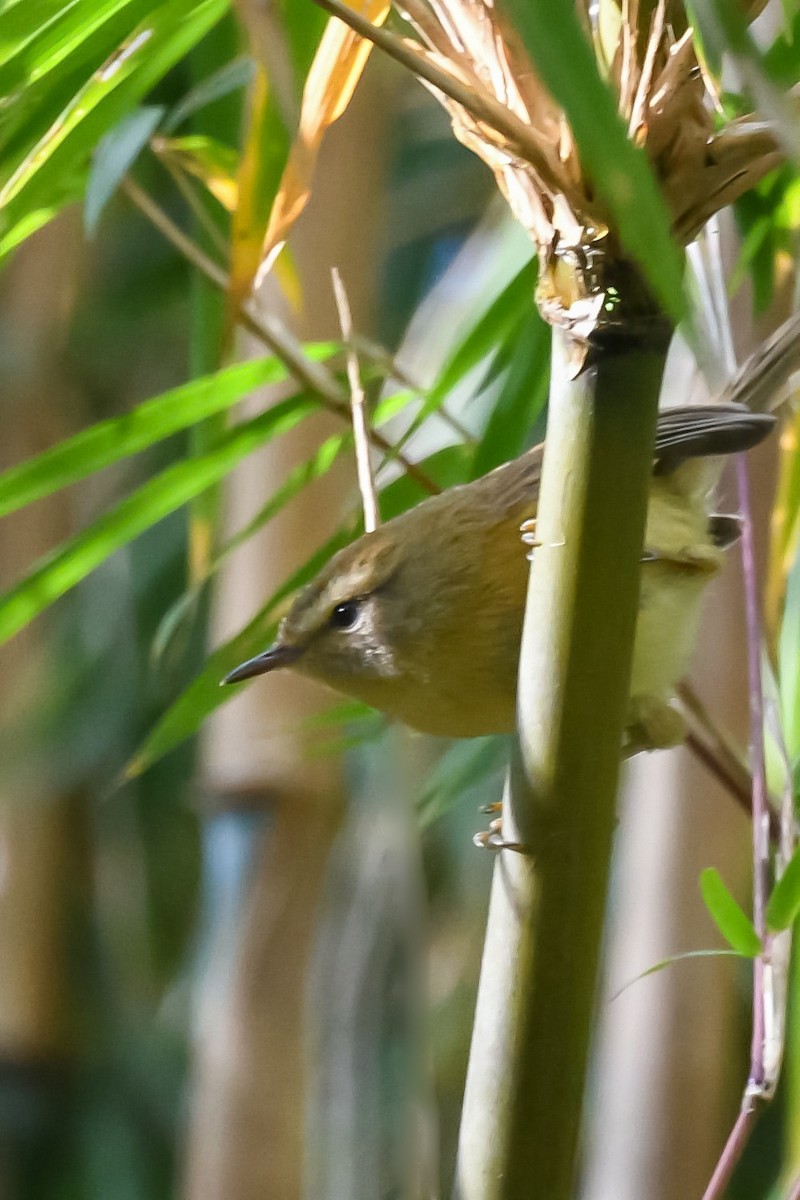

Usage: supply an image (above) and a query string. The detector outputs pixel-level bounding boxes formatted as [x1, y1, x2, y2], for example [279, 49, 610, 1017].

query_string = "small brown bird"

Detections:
[224, 404, 774, 750]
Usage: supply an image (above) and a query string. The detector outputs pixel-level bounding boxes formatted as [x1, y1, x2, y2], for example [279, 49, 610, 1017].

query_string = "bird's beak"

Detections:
[222, 642, 303, 685]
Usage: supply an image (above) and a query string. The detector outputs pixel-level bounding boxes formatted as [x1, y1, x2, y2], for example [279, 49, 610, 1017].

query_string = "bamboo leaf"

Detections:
[85, 103, 164, 232]
[125, 526, 355, 778]
[611, 949, 747, 1001]
[153, 132, 240, 210]
[228, 64, 290, 304]
[0, 350, 335, 517]
[0, 0, 228, 245]
[162, 54, 255, 132]
[0, 394, 316, 646]
[699, 867, 762, 956]
[0, 0, 151, 88]
[151, 429, 352, 662]
[256, 2, 389, 276]
[767, 845, 800, 931]
[504, 0, 685, 321]
[399, 257, 538, 450]
[471, 309, 550, 477]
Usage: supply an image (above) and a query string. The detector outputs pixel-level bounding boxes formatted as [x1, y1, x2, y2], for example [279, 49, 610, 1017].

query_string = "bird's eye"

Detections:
[330, 600, 361, 630]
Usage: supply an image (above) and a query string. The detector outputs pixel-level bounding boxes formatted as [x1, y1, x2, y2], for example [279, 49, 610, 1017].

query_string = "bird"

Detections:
[223, 404, 774, 751]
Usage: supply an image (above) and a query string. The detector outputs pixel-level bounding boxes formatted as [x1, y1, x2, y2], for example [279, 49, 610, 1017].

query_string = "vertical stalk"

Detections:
[454, 320, 668, 1199]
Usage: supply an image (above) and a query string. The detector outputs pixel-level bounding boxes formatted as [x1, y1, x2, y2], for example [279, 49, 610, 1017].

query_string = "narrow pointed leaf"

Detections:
[398, 257, 538, 451]
[0, 0, 228, 238]
[162, 55, 255, 132]
[125, 526, 355, 778]
[0, 394, 316, 646]
[699, 867, 762, 956]
[256, 3, 389, 274]
[767, 845, 800, 931]
[153, 133, 240, 210]
[0, 350, 334, 518]
[85, 104, 164, 232]
[611, 949, 747, 1001]
[471, 309, 550, 477]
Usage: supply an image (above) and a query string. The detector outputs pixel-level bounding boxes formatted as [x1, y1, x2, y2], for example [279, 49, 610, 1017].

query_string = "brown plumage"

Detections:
[225, 405, 774, 745]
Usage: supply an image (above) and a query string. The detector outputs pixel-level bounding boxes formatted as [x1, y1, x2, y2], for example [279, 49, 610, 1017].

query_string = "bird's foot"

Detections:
[474, 810, 525, 853]
[520, 517, 540, 561]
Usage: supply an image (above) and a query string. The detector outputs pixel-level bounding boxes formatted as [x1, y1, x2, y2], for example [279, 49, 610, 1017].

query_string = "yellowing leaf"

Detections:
[152, 133, 239, 210]
[257, 0, 390, 280]
[227, 65, 287, 313]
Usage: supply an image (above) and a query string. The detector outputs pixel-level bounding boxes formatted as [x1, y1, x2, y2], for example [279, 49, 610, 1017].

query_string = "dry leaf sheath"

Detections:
[315, 0, 782, 346]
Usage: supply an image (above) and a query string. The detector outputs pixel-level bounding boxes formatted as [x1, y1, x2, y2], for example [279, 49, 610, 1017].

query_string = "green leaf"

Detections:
[125, 525, 356, 778]
[430, 259, 537, 408]
[0, 349, 335, 518]
[85, 103, 164, 233]
[151, 429, 352, 662]
[393, 258, 537, 454]
[767, 846, 800, 931]
[611, 949, 747, 1001]
[504, 0, 685, 322]
[0, 393, 317, 646]
[0, 0, 228, 249]
[0, 205, 58, 258]
[699, 867, 762, 956]
[0, 0, 149, 86]
[471, 309, 550, 477]
[162, 54, 255, 132]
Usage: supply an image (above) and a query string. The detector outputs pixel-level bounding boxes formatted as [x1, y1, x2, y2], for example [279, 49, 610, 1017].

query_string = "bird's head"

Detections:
[222, 528, 428, 702]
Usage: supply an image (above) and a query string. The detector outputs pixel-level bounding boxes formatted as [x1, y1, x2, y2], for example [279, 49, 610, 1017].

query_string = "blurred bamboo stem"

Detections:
[120, 176, 441, 497]
[454, 322, 666, 1199]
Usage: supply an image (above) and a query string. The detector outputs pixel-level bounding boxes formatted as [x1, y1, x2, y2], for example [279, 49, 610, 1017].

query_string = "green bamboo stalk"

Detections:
[454, 319, 669, 1199]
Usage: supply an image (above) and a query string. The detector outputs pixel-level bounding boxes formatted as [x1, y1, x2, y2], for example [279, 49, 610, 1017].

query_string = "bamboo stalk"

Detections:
[454, 321, 668, 1199]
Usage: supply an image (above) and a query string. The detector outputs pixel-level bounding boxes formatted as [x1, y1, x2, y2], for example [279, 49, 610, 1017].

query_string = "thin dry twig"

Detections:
[120, 175, 441, 497]
[331, 267, 380, 532]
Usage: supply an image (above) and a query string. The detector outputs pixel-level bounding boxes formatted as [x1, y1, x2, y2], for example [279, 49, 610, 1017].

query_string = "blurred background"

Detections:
[0, 3, 799, 1199]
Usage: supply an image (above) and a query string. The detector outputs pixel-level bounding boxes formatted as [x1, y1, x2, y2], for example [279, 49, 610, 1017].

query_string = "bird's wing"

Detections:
[653, 404, 775, 470]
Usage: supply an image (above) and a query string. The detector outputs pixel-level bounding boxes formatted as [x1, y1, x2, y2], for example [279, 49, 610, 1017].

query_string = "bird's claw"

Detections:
[520, 517, 541, 561]
[473, 817, 525, 853]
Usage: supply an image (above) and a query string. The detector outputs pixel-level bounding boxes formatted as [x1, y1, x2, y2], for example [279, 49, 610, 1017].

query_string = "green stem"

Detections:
[454, 322, 668, 1199]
